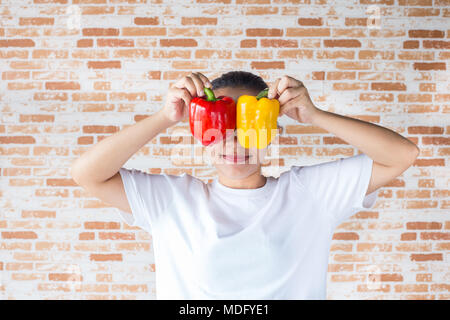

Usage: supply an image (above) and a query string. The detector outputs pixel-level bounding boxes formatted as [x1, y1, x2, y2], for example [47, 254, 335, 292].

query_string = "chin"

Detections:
[214, 163, 260, 179]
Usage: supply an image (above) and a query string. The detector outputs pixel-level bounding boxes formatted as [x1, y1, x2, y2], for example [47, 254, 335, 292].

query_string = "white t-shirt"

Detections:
[115, 153, 378, 299]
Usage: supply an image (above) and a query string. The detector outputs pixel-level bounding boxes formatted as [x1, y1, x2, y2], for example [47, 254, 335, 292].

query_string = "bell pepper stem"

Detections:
[204, 87, 217, 102]
[256, 88, 269, 100]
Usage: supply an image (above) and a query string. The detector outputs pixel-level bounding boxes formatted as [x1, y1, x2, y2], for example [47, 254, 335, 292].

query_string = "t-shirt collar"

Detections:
[211, 176, 274, 197]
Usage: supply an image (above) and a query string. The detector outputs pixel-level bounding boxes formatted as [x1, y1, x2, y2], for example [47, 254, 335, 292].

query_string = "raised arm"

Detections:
[71, 110, 174, 186]
[70, 72, 212, 214]
[269, 75, 420, 196]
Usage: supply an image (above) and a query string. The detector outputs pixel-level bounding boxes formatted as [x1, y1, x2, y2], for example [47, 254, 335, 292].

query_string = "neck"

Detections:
[217, 170, 267, 190]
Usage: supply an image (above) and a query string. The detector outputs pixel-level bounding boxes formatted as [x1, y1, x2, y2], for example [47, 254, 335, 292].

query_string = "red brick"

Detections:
[46, 179, 77, 187]
[250, 61, 285, 69]
[49, 273, 83, 282]
[413, 62, 446, 70]
[286, 28, 330, 37]
[0, 136, 36, 144]
[87, 61, 121, 69]
[2, 231, 38, 239]
[332, 232, 359, 240]
[327, 71, 355, 80]
[77, 39, 93, 47]
[194, 50, 231, 59]
[0, 39, 35, 47]
[336, 61, 371, 70]
[77, 136, 94, 145]
[181, 17, 217, 25]
[79, 232, 95, 240]
[84, 221, 120, 229]
[345, 18, 367, 26]
[19, 17, 54, 25]
[408, 30, 445, 38]
[260, 39, 297, 48]
[19, 114, 55, 122]
[122, 27, 166, 36]
[134, 17, 159, 25]
[82, 28, 119, 36]
[33, 92, 68, 101]
[243, 6, 278, 15]
[407, 222, 442, 230]
[90, 254, 122, 262]
[414, 159, 445, 167]
[82, 125, 119, 134]
[72, 93, 107, 101]
[410, 254, 443, 261]
[403, 40, 419, 49]
[380, 274, 403, 282]
[423, 40, 450, 49]
[359, 50, 394, 60]
[422, 137, 450, 145]
[401, 232, 417, 241]
[360, 93, 394, 102]
[246, 28, 283, 37]
[298, 18, 322, 26]
[97, 38, 134, 47]
[160, 38, 197, 47]
[399, 0, 432, 5]
[32, 50, 68, 59]
[406, 8, 440, 16]
[420, 232, 450, 240]
[45, 82, 80, 90]
[419, 83, 436, 92]
[240, 39, 257, 48]
[312, 71, 325, 80]
[22, 210, 56, 218]
[0, 49, 28, 59]
[99, 232, 135, 240]
[371, 82, 407, 91]
[324, 39, 361, 48]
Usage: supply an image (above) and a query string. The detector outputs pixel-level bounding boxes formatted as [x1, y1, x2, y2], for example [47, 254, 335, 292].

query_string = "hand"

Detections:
[162, 72, 212, 124]
[268, 75, 321, 124]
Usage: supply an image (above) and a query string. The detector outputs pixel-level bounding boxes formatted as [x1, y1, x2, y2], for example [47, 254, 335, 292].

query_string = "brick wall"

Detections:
[0, 0, 448, 299]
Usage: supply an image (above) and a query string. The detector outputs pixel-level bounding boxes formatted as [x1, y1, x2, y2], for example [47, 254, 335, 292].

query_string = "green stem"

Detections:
[204, 87, 216, 101]
[256, 88, 269, 100]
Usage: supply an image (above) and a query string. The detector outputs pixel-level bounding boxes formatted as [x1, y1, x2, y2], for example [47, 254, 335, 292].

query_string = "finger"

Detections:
[189, 73, 206, 97]
[268, 78, 281, 99]
[173, 75, 188, 88]
[195, 72, 212, 88]
[175, 87, 193, 109]
[277, 75, 301, 96]
[278, 87, 301, 106]
[176, 76, 197, 98]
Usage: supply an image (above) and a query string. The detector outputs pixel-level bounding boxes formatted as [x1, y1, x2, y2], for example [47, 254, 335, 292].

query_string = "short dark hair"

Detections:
[211, 71, 268, 93]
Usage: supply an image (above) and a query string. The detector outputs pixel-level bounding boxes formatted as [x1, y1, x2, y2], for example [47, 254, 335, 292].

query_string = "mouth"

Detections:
[221, 154, 251, 163]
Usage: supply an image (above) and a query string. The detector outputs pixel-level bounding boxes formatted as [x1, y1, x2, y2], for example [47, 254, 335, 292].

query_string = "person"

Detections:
[71, 71, 420, 300]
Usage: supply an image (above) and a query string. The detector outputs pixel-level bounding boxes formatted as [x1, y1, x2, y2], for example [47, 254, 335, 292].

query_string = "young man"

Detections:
[71, 71, 419, 299]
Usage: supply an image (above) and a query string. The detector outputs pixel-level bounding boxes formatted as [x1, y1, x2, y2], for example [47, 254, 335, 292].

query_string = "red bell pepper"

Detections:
[189, 87, 236, 146]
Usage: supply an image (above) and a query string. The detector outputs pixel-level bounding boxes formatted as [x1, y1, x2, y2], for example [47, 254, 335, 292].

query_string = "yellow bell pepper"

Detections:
[236, 88, 280, 149]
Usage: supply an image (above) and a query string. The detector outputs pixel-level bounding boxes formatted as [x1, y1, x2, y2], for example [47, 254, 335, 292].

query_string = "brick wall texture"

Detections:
[0, 0, 449, 299]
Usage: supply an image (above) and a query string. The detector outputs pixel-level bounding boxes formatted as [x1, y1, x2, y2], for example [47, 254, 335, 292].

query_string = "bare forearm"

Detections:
[311, 109, 419, 167]
[71, 110, 175, 184]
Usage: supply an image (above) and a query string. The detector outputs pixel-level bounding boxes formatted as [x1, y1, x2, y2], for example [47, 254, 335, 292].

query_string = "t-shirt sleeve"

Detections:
[290, 153, 378, 227]
[115, 167, 179, 233]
